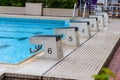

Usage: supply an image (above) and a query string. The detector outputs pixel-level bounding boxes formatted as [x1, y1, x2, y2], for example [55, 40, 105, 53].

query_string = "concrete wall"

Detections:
[26, 3, 43, 16]
[0, 3, 77, 17]
[43, 8, 78, 17]
[0, 6, 25, 14]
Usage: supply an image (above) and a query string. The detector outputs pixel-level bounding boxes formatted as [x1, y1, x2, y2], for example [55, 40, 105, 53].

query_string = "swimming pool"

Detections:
[0, 17, 69, 64]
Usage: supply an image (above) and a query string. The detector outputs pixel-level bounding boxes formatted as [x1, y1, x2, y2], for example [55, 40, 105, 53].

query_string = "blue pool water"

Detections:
[0, 17, 69, 64]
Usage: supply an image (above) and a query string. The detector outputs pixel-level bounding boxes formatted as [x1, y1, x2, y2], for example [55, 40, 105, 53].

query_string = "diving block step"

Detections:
[89, 15, 105, 28]
[96, 12, 109, 23]
[55, 27, 80, 47]
[70, 21, 91, 38]
[30, 35, 63, 60]
[80, 17, 99, 32]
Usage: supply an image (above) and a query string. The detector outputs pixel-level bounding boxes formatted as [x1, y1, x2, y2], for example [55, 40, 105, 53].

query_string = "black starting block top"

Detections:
[56, 27, 78, 31]
[87, 17, 98, 21]
[95, 14, 104, 17]
[70, 20, 90, 25]
[31, 35, 62, 41]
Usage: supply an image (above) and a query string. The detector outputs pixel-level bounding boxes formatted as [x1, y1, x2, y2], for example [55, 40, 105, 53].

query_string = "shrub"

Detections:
[44, 0, 77, 8]
[93, 68, 116, 80]
[0, 0, 26, 7]
[26, 0, 42, 3]
[0, 0, 77, 8]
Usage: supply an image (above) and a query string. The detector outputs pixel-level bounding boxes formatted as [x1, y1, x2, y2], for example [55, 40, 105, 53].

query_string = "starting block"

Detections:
[80, 17, 99, 32]
[89, 15, 105, 28]
[70, 21, 91, 38]
[55, 27, 80, 47]
[96, 12, 109, 23]
[30, 35, 63, 60]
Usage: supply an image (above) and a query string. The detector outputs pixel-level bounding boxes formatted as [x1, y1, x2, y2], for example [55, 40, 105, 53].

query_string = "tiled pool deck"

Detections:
[0, 14, 119, 80]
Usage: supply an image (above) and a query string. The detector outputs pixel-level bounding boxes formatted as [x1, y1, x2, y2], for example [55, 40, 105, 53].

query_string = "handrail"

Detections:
[72, 3, 77, 20]
[30, 45, 42, 53]
[83, 2, 87, 18]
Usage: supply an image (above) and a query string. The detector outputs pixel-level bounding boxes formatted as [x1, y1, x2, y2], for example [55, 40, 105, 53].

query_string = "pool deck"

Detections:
[0, 14, 119, 80]
[0, 14, 72, 20]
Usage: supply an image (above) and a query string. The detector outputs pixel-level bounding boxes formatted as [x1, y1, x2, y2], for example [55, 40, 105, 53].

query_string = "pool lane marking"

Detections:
[0, 30, 42, 34]
[0, 36, 28, 41]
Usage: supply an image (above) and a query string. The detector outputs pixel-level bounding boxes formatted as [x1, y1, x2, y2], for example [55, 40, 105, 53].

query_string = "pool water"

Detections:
[0, 17, 69, 64]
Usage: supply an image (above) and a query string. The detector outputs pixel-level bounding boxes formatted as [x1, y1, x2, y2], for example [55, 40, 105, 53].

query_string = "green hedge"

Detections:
[0, 0, 26, 7]
[0, 0, 77, 8]
[27, 0, 42, 3]
[43, 0, 77, 8]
